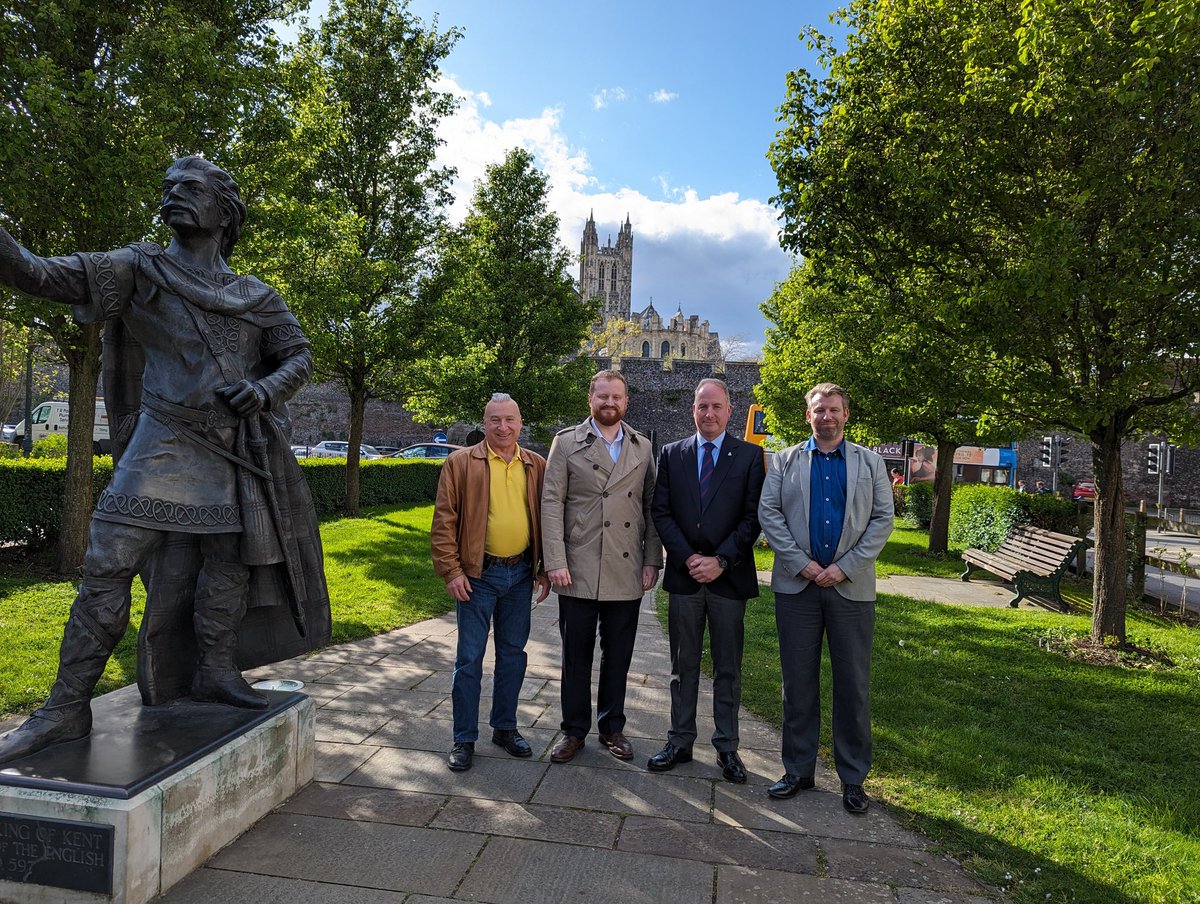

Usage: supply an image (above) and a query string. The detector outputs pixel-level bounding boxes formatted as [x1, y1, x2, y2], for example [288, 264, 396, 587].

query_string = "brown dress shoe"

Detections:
[598, 732, 634, 760]
[550, 734, 585, 763]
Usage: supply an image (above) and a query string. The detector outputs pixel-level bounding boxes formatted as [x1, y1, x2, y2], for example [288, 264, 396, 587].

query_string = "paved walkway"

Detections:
[158, 590, 994, 904]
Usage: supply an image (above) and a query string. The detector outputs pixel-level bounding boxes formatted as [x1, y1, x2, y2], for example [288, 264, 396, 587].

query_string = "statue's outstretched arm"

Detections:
[0, 226, 89, 304]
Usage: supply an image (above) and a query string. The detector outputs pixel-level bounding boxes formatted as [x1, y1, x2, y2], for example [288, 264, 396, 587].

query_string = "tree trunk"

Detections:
[345, 387, 366, 517]
[927, 439, 958, 554]
[1091, 423, 1127, 643]
[55, 323, 102, 574]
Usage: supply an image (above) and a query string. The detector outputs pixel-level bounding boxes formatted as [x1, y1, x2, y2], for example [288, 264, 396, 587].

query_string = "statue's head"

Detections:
[161, 156, 247, 261]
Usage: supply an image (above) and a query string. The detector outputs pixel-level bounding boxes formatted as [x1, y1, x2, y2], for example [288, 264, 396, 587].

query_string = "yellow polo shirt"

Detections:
[485, 444, 530, 557]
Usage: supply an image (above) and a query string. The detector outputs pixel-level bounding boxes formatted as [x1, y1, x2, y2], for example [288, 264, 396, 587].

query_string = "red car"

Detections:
[1071, 480, 1096, 501]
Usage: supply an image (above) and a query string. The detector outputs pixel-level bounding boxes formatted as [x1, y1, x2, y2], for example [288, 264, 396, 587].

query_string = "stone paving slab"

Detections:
[713, 785, 930, 848]
[344, 745, 550, 802]
[159, 869, 410, 903]
[314, 709, 394, 744]
[317, 686, 446, 716]
[366, 715, 559, 760]
[820, 837, 987, 891]
[619, 815, 820, 873]
[895, 889, 999, 904]
[207, 813, 484, 897]
[378, 637, 458, 671]
[453, 836, 715, 904]
[314, 740, 382, 783]
[716, 865, 896, 903]
[289, 681, 355, 705]
[430, 798, 622, 848]
[319, 663, 437, 689]
[279, 781, 445, 827]
[531, 761, 714, 821]
[413, 671, 548, 700]
[244, 657, 347, 682]
[426, 695, 548, 727]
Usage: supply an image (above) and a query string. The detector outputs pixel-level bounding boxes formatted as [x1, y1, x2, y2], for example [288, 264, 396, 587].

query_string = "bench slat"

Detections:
[961, 524, 1085, 613]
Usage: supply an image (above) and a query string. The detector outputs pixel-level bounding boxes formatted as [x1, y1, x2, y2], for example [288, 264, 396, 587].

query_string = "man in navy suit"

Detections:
[648, 379, 766, 782]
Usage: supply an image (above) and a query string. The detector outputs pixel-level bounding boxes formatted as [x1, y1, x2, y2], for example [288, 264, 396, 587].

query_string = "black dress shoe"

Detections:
[767, 773, 815, 799]
[491, 729, 532, 758]
[717, 750, 747, 784]
[842, 783, 869, 814]
[646, 742, 693, 772]
[448, 742, 474, 772]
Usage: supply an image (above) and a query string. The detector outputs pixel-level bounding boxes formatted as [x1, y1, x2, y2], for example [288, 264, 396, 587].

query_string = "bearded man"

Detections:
[540, 369, 662, 764]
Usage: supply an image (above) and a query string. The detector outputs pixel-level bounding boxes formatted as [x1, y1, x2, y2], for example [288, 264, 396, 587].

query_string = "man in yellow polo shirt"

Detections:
[432, 393, 550, 772]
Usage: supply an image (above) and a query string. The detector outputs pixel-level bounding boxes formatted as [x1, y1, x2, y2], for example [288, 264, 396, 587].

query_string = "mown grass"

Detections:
[754, 520, 970, 579]
[0, 503, 449, 719]
[666, 533, 1200, 904]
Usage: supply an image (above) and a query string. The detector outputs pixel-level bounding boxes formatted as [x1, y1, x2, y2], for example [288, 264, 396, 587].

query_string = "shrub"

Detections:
[949, 484, 1026, 551]
[298, 458, 441, 516]
[30, 434, 69, 459]
[0, 443, 22, 461]
[1023, 491, 1078, 533]
[901, 482, 933, 529]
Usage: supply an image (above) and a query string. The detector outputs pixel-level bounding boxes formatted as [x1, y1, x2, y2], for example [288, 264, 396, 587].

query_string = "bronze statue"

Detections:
[0, 157, 331, 765]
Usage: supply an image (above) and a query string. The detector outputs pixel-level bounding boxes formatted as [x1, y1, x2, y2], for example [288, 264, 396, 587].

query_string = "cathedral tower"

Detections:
[579, 212, 633, 324]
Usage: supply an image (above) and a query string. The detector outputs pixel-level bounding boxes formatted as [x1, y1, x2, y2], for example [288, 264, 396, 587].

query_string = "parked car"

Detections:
[373, 446, 401, 456]
[310, 440, 384, 460]
[291, 444, 310, 459]
[393, 442, 462, 460]
[1, 424, 15, 443]
[1072, 480, 1096, 502]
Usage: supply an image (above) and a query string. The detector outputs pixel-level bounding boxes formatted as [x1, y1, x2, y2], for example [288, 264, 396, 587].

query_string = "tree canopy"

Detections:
[768, 0, 1200, 640]
[408, 147, 597, 431]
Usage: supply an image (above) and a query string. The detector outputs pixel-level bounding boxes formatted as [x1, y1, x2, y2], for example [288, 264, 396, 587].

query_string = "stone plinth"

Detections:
[0, 686, 314, 903]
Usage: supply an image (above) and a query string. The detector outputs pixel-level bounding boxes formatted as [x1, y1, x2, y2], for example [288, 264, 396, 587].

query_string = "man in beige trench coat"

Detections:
[542, 369, 662, 763]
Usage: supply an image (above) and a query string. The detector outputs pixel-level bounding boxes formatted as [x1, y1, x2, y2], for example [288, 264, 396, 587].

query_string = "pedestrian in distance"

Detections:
[541, 369, 662, 763]
[647, 379, 766, 782]
[757, 383, 894, 814]
[431, 393, 550, 772]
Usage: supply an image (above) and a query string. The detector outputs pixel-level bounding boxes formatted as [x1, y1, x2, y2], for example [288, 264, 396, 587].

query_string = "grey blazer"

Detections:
[757, 439, 894, 601]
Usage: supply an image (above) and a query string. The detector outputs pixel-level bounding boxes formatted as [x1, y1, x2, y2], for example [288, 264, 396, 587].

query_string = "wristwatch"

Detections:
[715, 555, 729, 571]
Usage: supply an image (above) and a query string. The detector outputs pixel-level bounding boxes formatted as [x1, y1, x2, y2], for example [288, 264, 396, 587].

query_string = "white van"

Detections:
[12, 399, 111, 454]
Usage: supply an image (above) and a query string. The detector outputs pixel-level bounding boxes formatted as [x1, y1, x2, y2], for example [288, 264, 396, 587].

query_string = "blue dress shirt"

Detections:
[805, 436, 846, 567]
[589, 418, 624, 464]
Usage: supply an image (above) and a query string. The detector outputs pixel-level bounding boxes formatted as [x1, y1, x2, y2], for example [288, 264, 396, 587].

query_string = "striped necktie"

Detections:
[699, 441, 716, 501]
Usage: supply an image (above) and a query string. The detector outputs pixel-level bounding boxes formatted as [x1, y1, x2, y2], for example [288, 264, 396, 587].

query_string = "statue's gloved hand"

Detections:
[219, 380, 267, 416]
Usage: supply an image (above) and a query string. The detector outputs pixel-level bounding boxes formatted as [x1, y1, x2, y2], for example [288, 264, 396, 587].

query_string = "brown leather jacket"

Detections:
[431, 441, 546, 583]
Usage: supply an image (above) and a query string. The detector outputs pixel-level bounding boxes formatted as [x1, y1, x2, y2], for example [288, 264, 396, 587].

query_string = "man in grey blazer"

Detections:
[757, 383, 893, 814]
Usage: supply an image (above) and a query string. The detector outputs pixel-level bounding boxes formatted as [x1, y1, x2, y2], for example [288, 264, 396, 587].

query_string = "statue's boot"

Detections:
[190, 558, 268, 710]
[0, 579, 129, 764]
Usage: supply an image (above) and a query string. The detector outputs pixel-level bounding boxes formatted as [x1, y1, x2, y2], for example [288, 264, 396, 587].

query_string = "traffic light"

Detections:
[1057, 436, 1070, 466]
[1040, 436, 1053, 468]
[1148, 444, 1161, 475]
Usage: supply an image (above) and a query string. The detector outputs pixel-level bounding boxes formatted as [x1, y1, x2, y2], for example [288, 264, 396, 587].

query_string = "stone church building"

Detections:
[579, 213, 722, 362]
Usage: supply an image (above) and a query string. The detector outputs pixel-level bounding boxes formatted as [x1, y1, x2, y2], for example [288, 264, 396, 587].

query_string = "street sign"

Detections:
[432, 432, 448, 444]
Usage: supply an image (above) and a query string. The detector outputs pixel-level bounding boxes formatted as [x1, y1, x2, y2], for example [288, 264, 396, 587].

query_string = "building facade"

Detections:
[580, 213, 721, 362]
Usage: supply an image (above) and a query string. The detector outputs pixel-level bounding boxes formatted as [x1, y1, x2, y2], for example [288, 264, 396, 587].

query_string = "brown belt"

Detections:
[483, 549, 531, 568]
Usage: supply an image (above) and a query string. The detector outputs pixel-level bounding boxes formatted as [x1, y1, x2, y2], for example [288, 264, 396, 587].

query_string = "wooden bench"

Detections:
[960, 525, 1087, 611]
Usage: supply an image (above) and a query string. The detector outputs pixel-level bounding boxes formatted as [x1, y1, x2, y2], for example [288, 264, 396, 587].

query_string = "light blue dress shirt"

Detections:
[589, 418, 624, 464]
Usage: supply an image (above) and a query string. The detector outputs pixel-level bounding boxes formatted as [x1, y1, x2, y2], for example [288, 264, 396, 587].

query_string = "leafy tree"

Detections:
[247, 0, 460, 516]
[0, 0, 301, 570]
[409, 148, 598, 432]
[0, 314, 56, 430]
[769, 0, 1200, 642]
[759, 257, 1012, 552]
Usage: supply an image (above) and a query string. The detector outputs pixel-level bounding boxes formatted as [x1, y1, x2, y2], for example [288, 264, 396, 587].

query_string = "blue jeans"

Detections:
[452, 560, 533, 743]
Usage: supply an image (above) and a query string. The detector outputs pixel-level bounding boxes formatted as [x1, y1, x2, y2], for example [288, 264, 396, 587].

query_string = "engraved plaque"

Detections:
[0, 812, 114, 894]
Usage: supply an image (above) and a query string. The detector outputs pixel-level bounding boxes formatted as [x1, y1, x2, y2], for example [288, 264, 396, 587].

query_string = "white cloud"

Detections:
[649, 89, 678, 103]
[433, 77, 793, 352]
[591, 86, 628, 110]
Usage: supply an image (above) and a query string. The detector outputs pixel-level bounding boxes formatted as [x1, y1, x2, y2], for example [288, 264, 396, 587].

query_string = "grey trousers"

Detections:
[667, 587, 747, 753]
[775, 583, 874, 785]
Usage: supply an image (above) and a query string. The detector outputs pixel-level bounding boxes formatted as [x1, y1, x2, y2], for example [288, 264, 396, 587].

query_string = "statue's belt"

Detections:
[140, 392, 271, 481]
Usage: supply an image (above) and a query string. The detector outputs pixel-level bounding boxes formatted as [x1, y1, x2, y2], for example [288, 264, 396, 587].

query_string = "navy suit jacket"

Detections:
[651, 432, 766, 600]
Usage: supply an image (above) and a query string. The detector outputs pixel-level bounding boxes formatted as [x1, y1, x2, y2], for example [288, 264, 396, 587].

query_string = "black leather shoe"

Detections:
[448, 742, 474, 772]
[717, 750, 747, 784]
[767, 773, 815, 799]
[491, 729, 532, 758]
[646, 742, 693, 772]
[842, 783, 869, 814]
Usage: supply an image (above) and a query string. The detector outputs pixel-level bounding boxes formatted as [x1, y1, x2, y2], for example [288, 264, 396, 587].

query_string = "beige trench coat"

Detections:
[541, 420, 663, 600]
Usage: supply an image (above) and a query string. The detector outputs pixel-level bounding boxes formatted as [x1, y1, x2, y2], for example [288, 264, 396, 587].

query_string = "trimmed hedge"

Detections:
[948, 483, 1078, 551]
[0, 457, 442, 545]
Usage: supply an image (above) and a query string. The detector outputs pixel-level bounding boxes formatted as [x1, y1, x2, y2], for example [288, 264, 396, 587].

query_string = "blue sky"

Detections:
[294, 1, 845, 356]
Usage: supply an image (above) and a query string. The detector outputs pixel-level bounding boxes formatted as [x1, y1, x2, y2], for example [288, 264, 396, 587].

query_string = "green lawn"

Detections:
[0, 503, 450, 719]
[754, 520, 970, 579]
[669, 532, 1199, 904]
